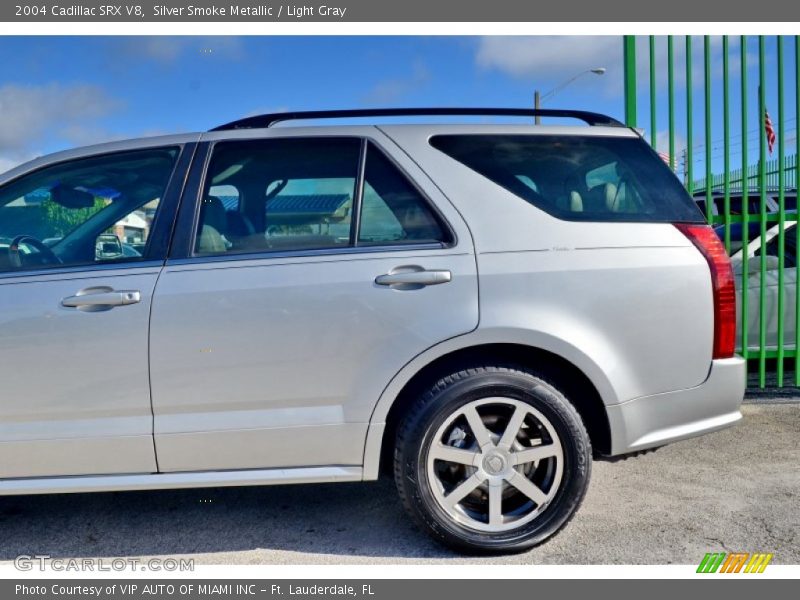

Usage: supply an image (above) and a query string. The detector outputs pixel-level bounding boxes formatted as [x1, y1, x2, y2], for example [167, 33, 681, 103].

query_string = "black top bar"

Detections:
[210, 108, 626, 131]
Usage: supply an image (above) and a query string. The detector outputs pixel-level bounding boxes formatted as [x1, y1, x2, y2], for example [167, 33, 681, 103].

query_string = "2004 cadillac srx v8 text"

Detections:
[0, 108, 744, 553]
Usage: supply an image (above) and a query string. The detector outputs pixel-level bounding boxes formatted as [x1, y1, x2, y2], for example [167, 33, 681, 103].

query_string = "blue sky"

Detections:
[0, 36, 624, 172]
[0, 36, 795, 182]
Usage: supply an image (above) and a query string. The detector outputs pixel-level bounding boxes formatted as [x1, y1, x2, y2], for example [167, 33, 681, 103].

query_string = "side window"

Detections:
[358, 144, 449, 245]
[756, 225, 797, 268]
[430, 135, 705, 223]
[195, 138, 360, 255]
[0, 148, 178, 274]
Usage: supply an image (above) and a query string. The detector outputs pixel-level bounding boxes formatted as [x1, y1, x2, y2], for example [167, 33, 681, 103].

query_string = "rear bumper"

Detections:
[606, 357, 745, 455]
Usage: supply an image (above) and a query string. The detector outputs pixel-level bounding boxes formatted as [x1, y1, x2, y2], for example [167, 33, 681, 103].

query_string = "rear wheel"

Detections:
[394, 365, 591, 554]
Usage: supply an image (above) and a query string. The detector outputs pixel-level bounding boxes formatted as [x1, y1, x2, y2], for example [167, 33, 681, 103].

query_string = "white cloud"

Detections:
[0, 83, 122, 170]
[115, 36, 245, 65]
[655, 129, 688, 158]
[136, 37, 185, 63]
[475, 36, 620, 95]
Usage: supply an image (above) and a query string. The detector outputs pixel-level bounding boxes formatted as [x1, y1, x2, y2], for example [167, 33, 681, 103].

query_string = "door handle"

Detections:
[375, 267, 452, 290]
[61, 286, 141, 312]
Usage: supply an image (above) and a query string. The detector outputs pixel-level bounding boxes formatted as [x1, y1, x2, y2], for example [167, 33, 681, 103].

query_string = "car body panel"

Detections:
[149, 249, 478, 472]
[0, 465, 362, 496]
[606, 357, 745, 453]
[380, 125, 715, 397]
[0, 266, 161, 478]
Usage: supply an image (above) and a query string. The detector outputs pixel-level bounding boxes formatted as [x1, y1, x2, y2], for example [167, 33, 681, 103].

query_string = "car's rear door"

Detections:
[0, 141, 194, 479]
[148, 128, 478, 473]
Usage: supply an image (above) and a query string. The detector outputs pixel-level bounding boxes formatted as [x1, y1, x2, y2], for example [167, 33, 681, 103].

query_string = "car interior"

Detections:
[195, 139, 447, 255]
[430, 134, 704, 223]
[0, 148, 178, 272]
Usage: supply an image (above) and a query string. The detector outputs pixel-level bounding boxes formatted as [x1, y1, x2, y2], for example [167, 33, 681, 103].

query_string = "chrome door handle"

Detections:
[375, 268, 452, 289]
[62, 287, 141, 312]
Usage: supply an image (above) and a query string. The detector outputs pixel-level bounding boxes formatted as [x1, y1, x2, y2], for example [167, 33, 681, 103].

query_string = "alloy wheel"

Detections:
[425, 397, 564, 532]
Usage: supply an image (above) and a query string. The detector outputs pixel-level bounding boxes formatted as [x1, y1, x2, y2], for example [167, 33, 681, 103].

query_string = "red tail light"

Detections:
[674, 223, 736, 359]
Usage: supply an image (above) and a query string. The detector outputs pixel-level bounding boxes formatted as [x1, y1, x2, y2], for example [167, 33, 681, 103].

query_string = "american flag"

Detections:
[764, 109, 776, 155]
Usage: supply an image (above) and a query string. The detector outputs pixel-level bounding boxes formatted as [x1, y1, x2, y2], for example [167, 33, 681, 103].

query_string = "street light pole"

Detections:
[534, 67, 606, 124]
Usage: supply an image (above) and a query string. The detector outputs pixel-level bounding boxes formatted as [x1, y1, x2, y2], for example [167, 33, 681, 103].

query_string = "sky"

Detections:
[0, 36, 796, 182]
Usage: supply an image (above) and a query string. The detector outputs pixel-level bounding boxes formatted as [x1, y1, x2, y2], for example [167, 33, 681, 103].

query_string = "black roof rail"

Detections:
[210, 107, 625, 131]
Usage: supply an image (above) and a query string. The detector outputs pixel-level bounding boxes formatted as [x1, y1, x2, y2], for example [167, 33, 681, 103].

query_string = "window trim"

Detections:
[176, 136, 456, 264]
[0, 144, 189, 279]
[167, 243, 449, 268]
[349, 139, 368, 247]
[0, 260, 165, 282]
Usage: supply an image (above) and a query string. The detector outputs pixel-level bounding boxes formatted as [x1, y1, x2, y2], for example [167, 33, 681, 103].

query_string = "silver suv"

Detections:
[0, 108, 744, 553]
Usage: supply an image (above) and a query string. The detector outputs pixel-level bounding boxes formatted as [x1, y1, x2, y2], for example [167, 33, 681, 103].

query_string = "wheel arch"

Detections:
[362, 334, 616, 480]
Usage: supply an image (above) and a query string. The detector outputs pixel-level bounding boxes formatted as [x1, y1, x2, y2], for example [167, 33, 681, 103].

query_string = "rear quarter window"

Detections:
[430, 134, 705, 223]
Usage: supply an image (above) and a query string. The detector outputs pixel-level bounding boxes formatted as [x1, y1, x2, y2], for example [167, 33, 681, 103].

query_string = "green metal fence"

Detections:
[623, 35, 800, 388]
[693, 154, 797, 197]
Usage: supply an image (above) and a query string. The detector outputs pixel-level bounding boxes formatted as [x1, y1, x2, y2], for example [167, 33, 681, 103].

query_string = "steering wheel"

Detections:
[8, 235, 62, 269]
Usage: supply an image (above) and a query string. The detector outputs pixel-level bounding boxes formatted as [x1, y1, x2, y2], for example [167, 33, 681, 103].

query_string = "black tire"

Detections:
[394, 364, 592, 554]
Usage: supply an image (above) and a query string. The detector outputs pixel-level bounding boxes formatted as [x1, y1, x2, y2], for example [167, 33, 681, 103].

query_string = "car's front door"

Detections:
[149, 130, 479, 472]
[0, 143, 190, 479]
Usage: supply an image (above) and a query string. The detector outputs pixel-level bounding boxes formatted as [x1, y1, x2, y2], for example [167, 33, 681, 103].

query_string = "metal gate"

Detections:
[623, 36, 800, 388]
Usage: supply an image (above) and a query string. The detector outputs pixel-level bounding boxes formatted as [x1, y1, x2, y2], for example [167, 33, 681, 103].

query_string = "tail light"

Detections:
[674, 223, 736, 359]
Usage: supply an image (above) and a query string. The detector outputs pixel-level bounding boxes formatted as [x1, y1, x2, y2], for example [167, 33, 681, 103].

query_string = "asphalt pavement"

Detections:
[0, 402, 797, 565]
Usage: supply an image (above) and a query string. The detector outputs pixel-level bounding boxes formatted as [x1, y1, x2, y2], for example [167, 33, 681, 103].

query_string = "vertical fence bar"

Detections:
[668, 36, 676, 172]
[758, 35, 768, 388]
[777, 36, 786, 386]
[796, 36, 800, 386]
[649, 36, 657, 147]
[723, 36, 732, 253]
[686, 36, 694, 195]
[704, 36, 713, 224]
[741, 36, 750, 366]
[624, 36, 637, 127]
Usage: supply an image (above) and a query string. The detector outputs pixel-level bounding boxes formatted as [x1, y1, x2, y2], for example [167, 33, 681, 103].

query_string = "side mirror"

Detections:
[95, 234, 123, 259]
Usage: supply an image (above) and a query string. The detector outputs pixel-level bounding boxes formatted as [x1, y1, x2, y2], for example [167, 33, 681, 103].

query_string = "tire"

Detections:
[394, 364, 592, 554]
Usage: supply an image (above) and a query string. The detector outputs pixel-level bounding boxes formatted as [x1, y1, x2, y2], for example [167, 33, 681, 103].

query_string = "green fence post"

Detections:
[777, 36, 786, 386]
[686, 36, 694, 196]
[624, 36, 637, 127]
[796, 36, 800, 386]
[704, 36, 712, 224]
[741, 36, 750, 368]
[758, 35, 767, 388]
[668, 36, 676, 172]
[723, 36, 732, 252]
[650, 36, 657, 147]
